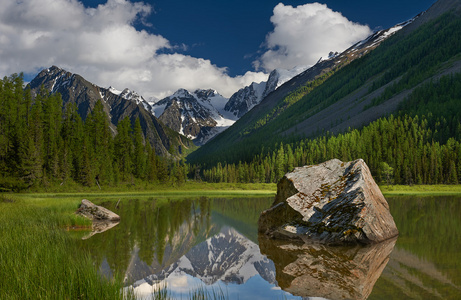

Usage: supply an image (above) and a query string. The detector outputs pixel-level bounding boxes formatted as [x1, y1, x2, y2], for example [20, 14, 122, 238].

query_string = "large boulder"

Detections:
[77, 199, 120, 222]
[258, 159, 398, 244]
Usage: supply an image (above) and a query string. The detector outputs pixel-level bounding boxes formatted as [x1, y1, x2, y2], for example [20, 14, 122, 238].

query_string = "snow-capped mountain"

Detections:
[153, 18, 416, 146]
[28, 66, 191, 155]
[151, 89, 238, 145]
[150, 68, 305, 145]
[224, 81, 267, 118]
[223, 67, 307, 119]
[130, 227, 276, 296]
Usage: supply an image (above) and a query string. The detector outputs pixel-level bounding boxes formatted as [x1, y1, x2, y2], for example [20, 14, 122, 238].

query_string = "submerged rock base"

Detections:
[258, 159, 398, 245]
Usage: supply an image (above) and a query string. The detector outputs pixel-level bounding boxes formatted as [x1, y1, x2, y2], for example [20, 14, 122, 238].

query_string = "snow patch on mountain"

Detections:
[353, 17, 415, 51]
[151, 88, 237, 144]
[224, 80, 267, 118]
[108, 86, 122, 96]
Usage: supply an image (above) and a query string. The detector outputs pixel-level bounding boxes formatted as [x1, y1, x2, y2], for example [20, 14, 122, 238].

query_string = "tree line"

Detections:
[1, 70, 460, 190]
[0, 74, 187, 191]
[202, 114, 461, 185]
[201, 72, 461, 185]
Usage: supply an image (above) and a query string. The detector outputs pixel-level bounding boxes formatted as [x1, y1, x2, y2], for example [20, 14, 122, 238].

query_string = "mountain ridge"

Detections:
[186, 13, 424, 165]
[28, 66, 193, 156]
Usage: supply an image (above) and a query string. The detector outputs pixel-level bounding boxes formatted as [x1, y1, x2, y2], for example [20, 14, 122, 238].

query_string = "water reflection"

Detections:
[78, 195, 461, 299]
[131, 226, 285, 299]
[82, 220, 119, 240]
[259, 236, 396, 300]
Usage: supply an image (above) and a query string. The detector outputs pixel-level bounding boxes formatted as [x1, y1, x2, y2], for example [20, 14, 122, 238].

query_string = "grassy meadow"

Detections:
[0, 193, 133, 300]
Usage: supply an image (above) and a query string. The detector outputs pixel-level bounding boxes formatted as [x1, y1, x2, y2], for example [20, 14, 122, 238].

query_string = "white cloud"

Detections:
[0, 0, 267, 99]
[255, 2, 372, 72]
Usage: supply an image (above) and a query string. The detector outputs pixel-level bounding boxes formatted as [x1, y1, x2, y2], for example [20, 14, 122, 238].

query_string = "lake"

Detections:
[77, 195, 461, 299]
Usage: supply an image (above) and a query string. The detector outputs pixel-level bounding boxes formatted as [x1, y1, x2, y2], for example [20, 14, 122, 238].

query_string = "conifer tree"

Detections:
[114, 117, 133, 180]
[85, 100, 113, 185]
[132, 118, 146, 179]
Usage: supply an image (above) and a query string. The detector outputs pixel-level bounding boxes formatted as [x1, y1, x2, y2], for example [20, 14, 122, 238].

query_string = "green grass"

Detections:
[0, 194, 133, 300]
[380, 184, 461, 195]
[23, 180, 277, 195]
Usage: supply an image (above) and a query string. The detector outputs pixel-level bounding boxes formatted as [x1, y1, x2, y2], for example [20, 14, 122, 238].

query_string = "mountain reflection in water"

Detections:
[131, 226, 282, 299]
[78, 195, 461, 299]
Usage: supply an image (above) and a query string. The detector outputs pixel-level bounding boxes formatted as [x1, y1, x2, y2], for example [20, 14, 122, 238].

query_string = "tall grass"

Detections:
[128, 283, 229, 300]
[0, 195, 133, 299]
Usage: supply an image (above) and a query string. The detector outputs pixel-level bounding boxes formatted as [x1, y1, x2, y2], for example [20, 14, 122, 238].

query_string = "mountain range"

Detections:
[25, 0, 461, 164]
[28, 64, 297, 146]
[28, 66, 193, 156]
[27, 12, 406, 150]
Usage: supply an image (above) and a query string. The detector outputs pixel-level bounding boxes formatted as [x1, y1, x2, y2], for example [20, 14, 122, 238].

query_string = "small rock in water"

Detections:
[77, 199, 120, 222]
[258, 159, 398, 244]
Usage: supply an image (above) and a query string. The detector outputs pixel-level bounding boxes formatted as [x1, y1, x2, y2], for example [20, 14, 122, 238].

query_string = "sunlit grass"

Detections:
[25, 180, 277, 194]
[380, 184, 461, 195]
[0, 195, 132, 299]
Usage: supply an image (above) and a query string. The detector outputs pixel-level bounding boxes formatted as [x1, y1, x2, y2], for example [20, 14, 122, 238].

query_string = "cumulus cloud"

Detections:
[255, 2, 372, 72]
[0, 0, 267, 99]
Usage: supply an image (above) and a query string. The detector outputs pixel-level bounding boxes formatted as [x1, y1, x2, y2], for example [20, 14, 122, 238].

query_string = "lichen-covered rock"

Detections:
[77, 199, 120, 222]
[258, 159, 398, 244]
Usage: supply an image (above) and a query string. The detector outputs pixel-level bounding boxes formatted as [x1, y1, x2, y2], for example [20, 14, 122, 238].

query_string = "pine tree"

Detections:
[85, 100, 113, 185]
[114, 117, 133, 180]
[132, 118, 146, 179]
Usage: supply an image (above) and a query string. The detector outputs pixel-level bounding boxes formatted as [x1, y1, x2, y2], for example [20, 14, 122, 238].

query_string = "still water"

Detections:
[78, 195, 461, 299]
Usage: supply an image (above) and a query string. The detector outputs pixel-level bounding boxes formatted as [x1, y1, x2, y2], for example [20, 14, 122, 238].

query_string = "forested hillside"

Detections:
[0, 75, 187, 191]
[201, 73, 461, 185]
[188, 12, 461, 168]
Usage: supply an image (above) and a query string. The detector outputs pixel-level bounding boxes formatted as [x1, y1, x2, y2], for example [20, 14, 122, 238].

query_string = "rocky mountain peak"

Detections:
[224, 81, 267, 118]
[28, 66, 192, 156]
[119, 88, 147, 106]
[171, 88, 193, 99]
[195, 89, 219, 101]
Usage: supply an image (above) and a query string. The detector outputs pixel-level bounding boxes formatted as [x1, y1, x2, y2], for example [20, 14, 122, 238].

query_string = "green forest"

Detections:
[201, 73, 461, 185]
[0, 74, 187, 191]
[1, 71, 460, 190]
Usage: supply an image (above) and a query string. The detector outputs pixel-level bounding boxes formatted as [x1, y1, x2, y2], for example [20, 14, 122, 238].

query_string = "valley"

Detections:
[1, 0, 461, 299]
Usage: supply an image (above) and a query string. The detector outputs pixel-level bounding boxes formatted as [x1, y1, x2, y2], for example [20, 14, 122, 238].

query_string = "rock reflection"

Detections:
[259, 235, 397, 300]
[82, 220, 119, 240]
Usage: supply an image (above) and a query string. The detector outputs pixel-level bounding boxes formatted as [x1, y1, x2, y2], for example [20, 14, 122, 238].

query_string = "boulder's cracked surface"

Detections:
[77, 199, 120, 222]
[258, 159, 398, 244]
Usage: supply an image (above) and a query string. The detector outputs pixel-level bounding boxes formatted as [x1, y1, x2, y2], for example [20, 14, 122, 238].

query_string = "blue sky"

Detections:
[0, 0, 436, 99]
[122, 0, 436, 76]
